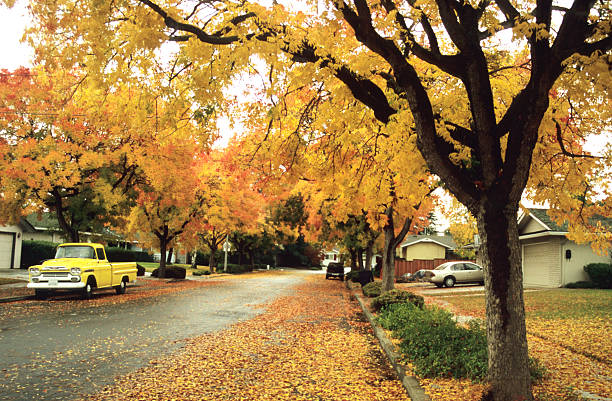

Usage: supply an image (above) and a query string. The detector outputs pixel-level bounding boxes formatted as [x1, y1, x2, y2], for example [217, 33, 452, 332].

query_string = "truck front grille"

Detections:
[41, 272, 70, 278]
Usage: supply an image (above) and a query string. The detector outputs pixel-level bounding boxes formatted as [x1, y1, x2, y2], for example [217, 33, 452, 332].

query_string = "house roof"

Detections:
[519, 208, 612, 240]
[18, 218, 36, 233]
[399, 235, 457, 250]
[25, 213, 62, 230]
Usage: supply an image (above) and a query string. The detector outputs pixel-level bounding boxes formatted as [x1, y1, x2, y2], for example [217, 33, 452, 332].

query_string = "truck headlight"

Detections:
[70, 267, 81, 275]
[30, 267, 41, 276]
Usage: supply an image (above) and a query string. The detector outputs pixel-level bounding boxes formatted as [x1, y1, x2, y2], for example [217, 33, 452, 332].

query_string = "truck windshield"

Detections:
[55, 246, 96, 259]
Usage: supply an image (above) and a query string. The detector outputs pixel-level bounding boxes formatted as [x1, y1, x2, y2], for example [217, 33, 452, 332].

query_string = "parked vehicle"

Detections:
[423, 261, 484, 288]
[27, 243, 138, 299]
[325, 262, 345, 280]
[396, 269, 428, 283]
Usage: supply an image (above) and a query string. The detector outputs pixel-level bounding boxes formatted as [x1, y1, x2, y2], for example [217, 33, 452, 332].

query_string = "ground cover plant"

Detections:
[416, 288, 612, 400]
[371, 289, 424, 312]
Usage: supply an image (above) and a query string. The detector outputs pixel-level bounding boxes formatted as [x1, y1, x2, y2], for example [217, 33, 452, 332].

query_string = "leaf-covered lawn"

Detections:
[87, 275, 409, 401]
[419, 288, 612, 400]
[0, 277, 27, 285]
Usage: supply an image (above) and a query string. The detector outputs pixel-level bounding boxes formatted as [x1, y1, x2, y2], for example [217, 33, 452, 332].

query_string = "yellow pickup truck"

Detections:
[27, 243, 138, 300]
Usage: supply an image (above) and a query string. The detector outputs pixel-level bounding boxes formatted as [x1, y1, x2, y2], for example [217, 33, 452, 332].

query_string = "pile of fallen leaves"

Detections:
[88, 275, 409, 401]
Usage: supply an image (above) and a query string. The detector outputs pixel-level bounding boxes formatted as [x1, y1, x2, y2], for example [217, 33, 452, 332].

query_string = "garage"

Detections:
[522, 241, 561, 287]
[0, 232, 15, 269]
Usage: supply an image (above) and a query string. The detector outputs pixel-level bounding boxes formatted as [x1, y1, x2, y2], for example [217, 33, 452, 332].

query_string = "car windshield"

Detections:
[435, 263, 452, 270]
[55, 246, 96, 259]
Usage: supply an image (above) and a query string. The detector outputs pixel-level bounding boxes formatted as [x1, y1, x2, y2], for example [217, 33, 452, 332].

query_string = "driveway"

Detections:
[0, 272, 303, 401]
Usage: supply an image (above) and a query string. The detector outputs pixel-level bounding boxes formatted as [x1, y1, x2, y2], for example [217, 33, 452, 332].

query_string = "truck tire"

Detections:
[82, 281, 94, 300]
[115, 279, 126, 295]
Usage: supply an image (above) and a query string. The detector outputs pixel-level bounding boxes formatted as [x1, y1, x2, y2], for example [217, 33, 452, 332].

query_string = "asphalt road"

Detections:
[0, 272, 305, 401]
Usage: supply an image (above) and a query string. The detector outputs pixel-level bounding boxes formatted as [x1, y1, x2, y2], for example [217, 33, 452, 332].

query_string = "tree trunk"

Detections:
[381, 218, 396, 291]
[357, 249, 364, 270]
[158, 236, 167, 278]
[166, 247, 174, 264]
[208, 249, 216, 269]
[478, 203, 532, 401]
[190, 250, 197, 269]
[365, 242, 374, 271]
[349, 248, 358, 270]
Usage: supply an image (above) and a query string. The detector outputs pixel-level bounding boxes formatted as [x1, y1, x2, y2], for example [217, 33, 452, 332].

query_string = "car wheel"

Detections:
[35, 289, 48, 300]
[115, 280, 126, 295]
[434, 283, 443, 288]
[325, 274, 330, 280]
[82, 282, 93, 300]
[443, 276, 456, 288]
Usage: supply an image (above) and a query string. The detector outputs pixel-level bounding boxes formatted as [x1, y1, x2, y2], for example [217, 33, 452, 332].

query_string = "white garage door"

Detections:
[0, 233, 14, 269]
[523, 242, 560, 287]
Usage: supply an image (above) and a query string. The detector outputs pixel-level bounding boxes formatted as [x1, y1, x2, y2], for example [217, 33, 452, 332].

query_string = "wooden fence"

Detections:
[393, 258, 468, 277]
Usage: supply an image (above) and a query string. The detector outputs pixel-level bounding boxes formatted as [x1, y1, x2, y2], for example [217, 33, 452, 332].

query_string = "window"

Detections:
[451, 264, 464, 271]
[96, 248, 105, 260]
[464, 263, 480, 270]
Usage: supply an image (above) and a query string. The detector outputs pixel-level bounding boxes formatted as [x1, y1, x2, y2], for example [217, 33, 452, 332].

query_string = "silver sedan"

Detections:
[423, 261, 484, 288]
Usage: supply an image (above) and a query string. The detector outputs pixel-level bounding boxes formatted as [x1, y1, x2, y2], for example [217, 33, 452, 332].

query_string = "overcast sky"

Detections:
[0, 3, 33, 70]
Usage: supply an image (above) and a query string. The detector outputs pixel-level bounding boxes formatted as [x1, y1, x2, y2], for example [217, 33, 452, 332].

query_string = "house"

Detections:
[320, 248, 340, 267]
[396, 234, 457, 261]
[0, 219, 36, 269]
[518, 208, 611, 288]
[23, 213, 124, 244]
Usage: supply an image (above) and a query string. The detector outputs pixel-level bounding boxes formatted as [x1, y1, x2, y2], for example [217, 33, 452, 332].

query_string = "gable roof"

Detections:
[399, 235, 456, 250]
[25, 212, 62, 230]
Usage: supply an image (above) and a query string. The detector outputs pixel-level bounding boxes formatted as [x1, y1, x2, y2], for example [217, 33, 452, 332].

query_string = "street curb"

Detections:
[0, 295, 33, 303]
[347, 281, 431, 401]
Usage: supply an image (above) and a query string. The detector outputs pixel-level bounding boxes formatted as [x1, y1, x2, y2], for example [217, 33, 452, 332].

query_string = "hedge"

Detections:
[583, 263, 612, 289]
[105, 247, 154, 263]
[21, 240, 57, 268]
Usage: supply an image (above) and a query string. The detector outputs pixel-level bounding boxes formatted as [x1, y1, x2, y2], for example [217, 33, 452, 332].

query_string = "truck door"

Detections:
[95, 247, 112, 288]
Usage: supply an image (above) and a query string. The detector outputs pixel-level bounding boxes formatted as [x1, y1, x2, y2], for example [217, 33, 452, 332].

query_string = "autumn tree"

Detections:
[21, 0, 612, 399]
[0, 68, 140, 241]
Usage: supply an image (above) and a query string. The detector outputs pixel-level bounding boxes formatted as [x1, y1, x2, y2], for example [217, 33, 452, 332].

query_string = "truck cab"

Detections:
[27, 243, 137, 299]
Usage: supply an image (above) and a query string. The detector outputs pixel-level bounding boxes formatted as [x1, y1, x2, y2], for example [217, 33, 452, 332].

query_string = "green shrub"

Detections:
[136, 264, 146, 277]
[371, 289, 425, 312]
[203, 270, 211, 275]
[565, 281, 597, 289]
[192, 270, 204, 276]
[345, 270, 360, 283]
[583, 263, 612, 289]
[21, 240, 57, 268]
[105, 247, 154, 263]
[224, 264, 252, 274]
[151, 266, 186, 279]
[377, 303, 545, 383]
[377, 303, 488, 380]
[362, 281, 382, 297]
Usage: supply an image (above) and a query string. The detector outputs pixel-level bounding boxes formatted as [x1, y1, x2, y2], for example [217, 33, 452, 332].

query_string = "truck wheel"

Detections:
[115, 280, 126, 295]
[35, 290, 48, 300]
[82, 282, 93, 300]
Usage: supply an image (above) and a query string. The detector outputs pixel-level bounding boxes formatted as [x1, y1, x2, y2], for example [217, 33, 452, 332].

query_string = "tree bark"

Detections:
[357, 249, 364, 270]
[166, 247, 174, 264]
[190, 250, 197, 269]
[381, 216, 396, 291]
[208, 249, 216, 269]
[478, 203, 531, 401]
[365, 241, 374, 271]
[349, 248, 358, 270]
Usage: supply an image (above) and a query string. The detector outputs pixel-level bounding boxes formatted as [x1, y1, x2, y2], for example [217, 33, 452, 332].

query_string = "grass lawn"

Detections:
[0, 278, 27, 285]
[136, 262, 214, 274]
[439, 288, 612, 362]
